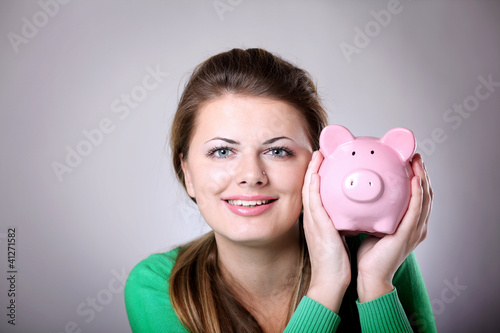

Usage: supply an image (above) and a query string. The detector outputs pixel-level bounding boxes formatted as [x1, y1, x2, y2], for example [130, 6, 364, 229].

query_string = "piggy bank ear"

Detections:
[319, 125, 355, 156]
[380, 127, 416, 161]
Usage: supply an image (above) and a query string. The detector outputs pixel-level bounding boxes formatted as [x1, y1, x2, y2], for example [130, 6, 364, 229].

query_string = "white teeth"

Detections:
[227, 199, 272, 207]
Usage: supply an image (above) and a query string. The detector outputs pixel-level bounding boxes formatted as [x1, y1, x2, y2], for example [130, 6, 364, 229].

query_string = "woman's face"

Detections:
[181, 94, 313, 246]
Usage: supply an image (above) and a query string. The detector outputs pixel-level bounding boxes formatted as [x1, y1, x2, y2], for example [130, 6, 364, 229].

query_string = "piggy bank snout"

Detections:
[342, 169, 384, 203]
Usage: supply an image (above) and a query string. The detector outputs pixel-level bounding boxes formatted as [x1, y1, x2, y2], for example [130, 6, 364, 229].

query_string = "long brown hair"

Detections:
[169, 48, 328, 332]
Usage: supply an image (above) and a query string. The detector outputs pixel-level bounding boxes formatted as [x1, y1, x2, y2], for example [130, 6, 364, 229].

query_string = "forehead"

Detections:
[193, 94, 310, 143]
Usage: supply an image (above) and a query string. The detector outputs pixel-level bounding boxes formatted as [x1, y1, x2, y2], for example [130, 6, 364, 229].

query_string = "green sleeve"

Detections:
[356, 288, 413, 332]
[356, 252, 437, 333]
[124, 249, 188, 333]
[284, 296, 341, 332]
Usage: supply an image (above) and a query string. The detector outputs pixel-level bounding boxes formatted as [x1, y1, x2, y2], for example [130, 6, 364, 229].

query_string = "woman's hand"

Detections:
[302, 151, 351, 313]
[356, 153, 433, 302]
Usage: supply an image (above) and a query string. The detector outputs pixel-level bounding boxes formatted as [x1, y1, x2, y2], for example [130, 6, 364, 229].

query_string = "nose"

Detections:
[235, 154, 267, 187]
[343, 169, 384, 203]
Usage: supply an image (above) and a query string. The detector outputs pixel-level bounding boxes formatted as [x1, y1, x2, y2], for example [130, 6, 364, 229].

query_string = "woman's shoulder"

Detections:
[126, 247, 181, 290]
[125, 247, 189, 332]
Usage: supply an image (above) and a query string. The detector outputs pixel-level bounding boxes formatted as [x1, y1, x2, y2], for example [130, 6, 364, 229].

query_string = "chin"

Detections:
[215, 222, 299, 248]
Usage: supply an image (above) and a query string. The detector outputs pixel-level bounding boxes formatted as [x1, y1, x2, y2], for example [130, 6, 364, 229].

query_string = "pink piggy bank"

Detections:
[318, 125, 416, 237]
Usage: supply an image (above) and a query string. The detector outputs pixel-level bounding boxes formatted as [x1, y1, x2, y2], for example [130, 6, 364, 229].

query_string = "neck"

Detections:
[216, 221, 302, 301]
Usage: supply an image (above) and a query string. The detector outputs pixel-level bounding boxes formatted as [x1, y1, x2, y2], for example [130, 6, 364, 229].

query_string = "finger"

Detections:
[302, 151, 324, 206]
[306, 151, 324, 182]
[420, 158, 433, 217]
[419, 159, 433, 241]
[396, 175, 423, 242]
[306, 173, 346, 264]
[411, 155, 433, 231]
[308, 173, 336, 231]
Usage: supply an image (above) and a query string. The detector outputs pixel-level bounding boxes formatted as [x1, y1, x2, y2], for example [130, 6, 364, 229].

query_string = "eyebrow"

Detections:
[205, 137, 240, 144]
[204, 136, 294, 145]
[262, 136, 294, 144]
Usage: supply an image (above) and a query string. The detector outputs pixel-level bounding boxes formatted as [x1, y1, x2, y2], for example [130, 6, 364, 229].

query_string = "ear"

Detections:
[380, 127, 416, 161]
[180, 154, 196, 198]
[319, 125, 355, 156]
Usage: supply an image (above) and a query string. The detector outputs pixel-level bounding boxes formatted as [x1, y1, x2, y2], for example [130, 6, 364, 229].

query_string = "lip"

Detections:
[221, 195, 278, 217]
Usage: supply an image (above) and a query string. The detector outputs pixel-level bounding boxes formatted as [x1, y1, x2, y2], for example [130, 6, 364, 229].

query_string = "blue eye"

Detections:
[206, 146, 234, 159]
[215, 148, 230, 157]
[266, 146, 294, 158]
[271, 149, 286, 156]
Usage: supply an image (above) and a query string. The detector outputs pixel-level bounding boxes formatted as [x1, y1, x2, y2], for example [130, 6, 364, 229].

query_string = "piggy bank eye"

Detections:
[371, 150, 375, 154]
[352, 151, 356, 156]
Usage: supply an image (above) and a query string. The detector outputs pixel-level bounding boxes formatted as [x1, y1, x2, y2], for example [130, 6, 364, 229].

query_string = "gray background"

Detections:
[1, 0, 499, 332]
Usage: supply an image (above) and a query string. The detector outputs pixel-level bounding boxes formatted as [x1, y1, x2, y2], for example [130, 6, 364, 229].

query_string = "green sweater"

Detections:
[125, 236, 436, 332]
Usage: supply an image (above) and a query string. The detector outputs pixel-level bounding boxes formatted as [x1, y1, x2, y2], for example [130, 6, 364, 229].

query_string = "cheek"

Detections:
[272, 159, 309, 197]
[191, 163, 232, 198]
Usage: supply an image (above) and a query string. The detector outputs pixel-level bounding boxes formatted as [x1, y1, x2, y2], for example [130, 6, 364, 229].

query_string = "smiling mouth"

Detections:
[226, 199, 276, 207]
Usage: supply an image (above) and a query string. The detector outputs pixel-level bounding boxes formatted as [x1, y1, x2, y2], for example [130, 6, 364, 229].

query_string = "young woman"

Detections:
[125, 48, 436, 332]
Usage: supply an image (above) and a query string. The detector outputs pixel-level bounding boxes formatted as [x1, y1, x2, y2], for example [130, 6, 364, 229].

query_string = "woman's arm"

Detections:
[284, 296, 341, 332]
[301, 151, 351, 313]
[353, 252, 436, 332]
[282, 151, 350, 333]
